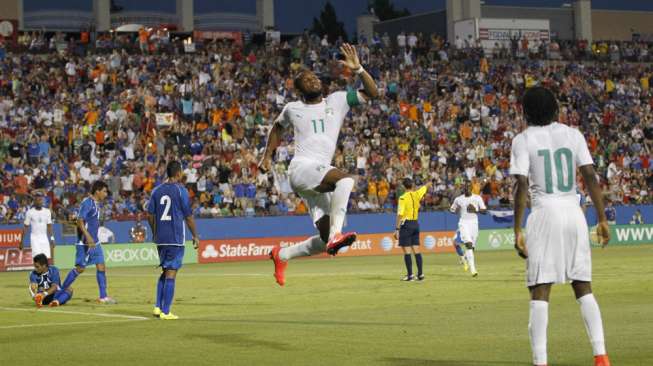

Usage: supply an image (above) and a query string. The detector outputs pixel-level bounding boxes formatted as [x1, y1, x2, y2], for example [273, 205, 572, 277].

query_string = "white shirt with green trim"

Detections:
[276, 90, 365, 165]
[510, 122, 593, 208]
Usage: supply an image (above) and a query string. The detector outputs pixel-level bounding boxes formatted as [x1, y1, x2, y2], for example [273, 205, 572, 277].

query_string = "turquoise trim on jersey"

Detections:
[346, 90, 360, 107]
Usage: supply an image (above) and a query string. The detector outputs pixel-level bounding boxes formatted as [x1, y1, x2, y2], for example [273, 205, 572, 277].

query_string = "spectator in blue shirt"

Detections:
[604, 200, 617, 225]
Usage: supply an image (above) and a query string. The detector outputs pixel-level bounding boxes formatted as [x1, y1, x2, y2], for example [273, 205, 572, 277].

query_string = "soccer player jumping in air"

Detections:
[259, 43, 378, 286]
[511, 87, 611, 366]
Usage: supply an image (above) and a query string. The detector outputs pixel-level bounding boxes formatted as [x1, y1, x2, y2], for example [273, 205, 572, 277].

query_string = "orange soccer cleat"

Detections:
[325, 232, 357, 256]
[594, 354, 611, 366]
[33, 293, 45, 308]
[270, 245, 288, 286]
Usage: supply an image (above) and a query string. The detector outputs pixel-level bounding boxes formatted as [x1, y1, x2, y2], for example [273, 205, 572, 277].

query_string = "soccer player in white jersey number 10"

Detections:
[258, 43, 378, 286]
[510, 87, 611, 366]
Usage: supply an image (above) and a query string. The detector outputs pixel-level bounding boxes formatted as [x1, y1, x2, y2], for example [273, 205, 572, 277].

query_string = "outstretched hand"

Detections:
[338, 43, 361, 71]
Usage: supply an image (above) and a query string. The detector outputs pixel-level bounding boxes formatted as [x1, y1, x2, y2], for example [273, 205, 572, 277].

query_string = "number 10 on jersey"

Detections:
[312, 119, 325, 133]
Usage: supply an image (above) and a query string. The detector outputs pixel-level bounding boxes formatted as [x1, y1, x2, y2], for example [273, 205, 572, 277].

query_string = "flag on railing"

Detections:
[488, 210, 514, 223]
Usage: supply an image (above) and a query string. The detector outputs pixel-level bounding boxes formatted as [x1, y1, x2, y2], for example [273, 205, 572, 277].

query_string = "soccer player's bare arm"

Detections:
[338, 43, 378, 100]
[20, 224, 28, 251]
[76, 218, 95, 247]
[580, 165, 610, 247]
[147, 213, 156, 242]
[185, 215, 200, 249]
[258, 120, 285, 172]
[513, 175, 529, 259]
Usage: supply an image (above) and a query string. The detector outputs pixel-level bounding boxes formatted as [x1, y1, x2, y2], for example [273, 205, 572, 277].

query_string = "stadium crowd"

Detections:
[0, 30, 651, 223]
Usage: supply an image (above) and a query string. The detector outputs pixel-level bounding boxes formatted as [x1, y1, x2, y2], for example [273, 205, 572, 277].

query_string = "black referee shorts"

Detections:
[398, 220, 420, 247]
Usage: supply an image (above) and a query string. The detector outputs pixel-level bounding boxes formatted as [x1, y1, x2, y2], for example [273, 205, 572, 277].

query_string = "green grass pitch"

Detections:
[1, 246, 651, 366]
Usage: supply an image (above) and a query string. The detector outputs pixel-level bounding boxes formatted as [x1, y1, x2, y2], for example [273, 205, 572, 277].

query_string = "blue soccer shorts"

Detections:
[157, 245, 185, 270]
[75, 244, 105, 268]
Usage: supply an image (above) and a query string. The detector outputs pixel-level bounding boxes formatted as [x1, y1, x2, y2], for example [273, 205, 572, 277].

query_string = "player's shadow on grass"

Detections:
[187, 333, 292, 351]
[382, 357, 530, 366]
[383, 358, 578, 366]
[187, 318, 415, 327]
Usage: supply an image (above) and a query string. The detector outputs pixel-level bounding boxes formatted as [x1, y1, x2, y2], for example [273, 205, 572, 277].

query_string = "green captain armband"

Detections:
[346, 89, 360, 107]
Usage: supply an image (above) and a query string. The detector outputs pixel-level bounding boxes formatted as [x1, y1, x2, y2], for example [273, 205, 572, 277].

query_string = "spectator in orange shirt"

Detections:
[367, 178, 378, 206]
[138, 28, 149, 54]
[460, 121, 473, 140]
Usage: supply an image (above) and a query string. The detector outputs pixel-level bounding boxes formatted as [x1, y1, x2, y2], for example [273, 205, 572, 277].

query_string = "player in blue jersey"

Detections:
[30, 254, 73, 307]
[62, 181, 116, 304]
[147, 161, 200, 320]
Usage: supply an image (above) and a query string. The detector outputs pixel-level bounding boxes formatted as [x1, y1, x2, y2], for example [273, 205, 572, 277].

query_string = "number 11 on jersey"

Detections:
[312, 119, 325, 133]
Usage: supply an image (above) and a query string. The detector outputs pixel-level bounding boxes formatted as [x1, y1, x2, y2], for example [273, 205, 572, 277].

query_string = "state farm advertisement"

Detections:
[199, 236, 306, 263]
[199, 231, 456, 263]
[0, 229, 23, 248]
[0, 248, 33, 272]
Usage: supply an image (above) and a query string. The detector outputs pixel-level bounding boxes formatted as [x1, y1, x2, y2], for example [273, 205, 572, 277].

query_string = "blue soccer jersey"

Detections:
[29, 266, 62, 291]
[147, 183, 192, 246]
[77, 197, 100, 245]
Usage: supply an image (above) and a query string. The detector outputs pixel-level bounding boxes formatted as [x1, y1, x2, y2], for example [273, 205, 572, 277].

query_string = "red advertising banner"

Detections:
[0, 229, 23, 248]
[0, 248, 33, 272]
[198, 231, 456, 264]
[193, 31, 243, 46]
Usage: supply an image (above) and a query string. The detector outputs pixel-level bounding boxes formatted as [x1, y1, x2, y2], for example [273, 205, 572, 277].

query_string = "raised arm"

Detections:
[258, 120, 284, 172]
[580, 165, 610, 247]
[339, 43, 378, 100]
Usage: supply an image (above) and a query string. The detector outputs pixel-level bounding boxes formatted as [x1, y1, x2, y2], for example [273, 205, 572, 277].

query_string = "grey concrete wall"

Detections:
[374, 11, 447, 44]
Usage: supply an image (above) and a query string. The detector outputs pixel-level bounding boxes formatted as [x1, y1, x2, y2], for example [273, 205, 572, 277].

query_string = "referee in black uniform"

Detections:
[394, 178, 431, 281]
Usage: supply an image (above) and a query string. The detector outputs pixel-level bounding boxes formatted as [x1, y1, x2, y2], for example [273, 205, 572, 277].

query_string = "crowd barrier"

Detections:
[1, 206, 651, 271]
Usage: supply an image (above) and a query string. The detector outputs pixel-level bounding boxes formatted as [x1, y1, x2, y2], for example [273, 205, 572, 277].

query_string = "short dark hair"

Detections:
[522, 87, 558, 126]
[33, 253, 48, 266]
[167, 160, 182, 178]
[91, 181, 109, 194]
[403, 178, 414, 189]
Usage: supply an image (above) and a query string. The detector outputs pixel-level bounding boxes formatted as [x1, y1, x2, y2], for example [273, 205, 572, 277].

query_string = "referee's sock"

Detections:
[415, 253, 423, 276]
[403, 254, 413, 277]
[62, 268, 80, 290]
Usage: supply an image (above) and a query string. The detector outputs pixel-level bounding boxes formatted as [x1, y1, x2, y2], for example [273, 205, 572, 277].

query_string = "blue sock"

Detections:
[415, 253, 423, 276]
[96, 270, 108, 299]
[162, 278, 176, 315]
[62, 269, 80, 290]
[156, 274, 165, 308]
[455, 243, 465, 257]
[54, 290, 72, 305]
[403, 254, 412, 276]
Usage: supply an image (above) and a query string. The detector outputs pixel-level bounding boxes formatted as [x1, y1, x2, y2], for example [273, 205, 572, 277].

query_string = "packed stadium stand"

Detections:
[0, 30, 651, 224]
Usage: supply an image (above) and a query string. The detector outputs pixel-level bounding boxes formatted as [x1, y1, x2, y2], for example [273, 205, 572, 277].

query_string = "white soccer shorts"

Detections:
[525, 203, 591, 287]
[458, 221, 479, 246]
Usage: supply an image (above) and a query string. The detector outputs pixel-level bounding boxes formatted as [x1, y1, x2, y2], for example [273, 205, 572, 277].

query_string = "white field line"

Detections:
[0, 318, 145, 330]
[106, 271, 386, 278]
[0, 306, 148, 320]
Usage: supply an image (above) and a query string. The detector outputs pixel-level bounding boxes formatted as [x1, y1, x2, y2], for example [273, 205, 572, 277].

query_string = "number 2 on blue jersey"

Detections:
[160, 195, 172, 221]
